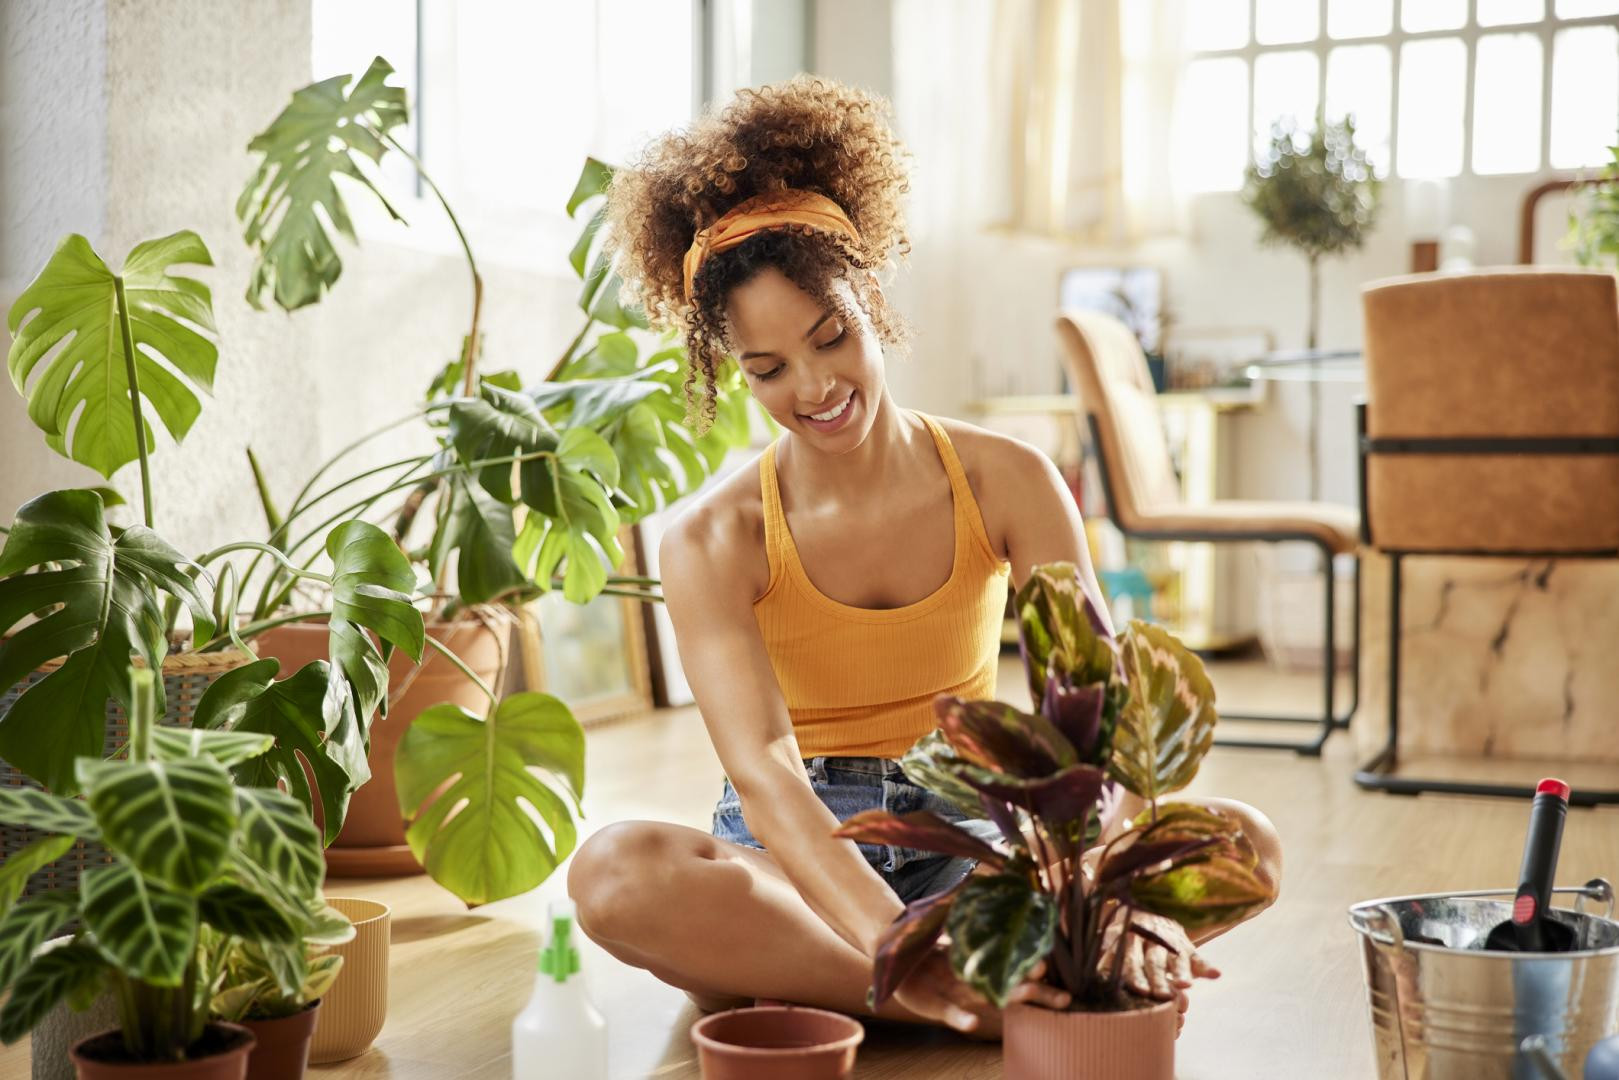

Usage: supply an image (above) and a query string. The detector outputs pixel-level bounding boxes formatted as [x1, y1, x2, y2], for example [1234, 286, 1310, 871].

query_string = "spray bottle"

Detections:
[512, 899, 608, 1079]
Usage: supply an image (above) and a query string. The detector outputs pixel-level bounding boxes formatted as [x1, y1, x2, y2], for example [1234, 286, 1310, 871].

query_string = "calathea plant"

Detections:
[835, 562, 1276, 1011]
[0, 669, 351, 1061]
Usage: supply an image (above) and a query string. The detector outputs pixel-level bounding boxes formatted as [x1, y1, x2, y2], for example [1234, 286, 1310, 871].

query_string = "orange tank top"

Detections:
[753, 412, 1012, 760]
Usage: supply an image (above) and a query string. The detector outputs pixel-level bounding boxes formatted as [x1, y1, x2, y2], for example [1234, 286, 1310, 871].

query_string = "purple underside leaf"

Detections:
[954, 761, 1107, 828]
[870, 879, 966, 1007]
[1043, 674, 1105, 759]
[1096, 835, 1223, 891]
[933, 695, 1077, 779]
[831, 809, 1005, 870]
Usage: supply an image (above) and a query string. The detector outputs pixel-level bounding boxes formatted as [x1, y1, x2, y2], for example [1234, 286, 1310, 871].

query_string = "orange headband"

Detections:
[681, 190, 862, 303]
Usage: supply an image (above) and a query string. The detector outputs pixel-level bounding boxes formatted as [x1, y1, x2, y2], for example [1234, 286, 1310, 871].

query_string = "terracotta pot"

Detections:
[239, 1001, 320, 1080]
[69, 1023, 254, 1080]
[252, 617, 506, 875]
[690, 1006, 863, 1080]
[307, 898, 390, 1064]
[1003, 998, 1177, 1080]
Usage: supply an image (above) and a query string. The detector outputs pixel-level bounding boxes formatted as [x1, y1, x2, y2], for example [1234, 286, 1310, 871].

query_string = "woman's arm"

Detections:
[658, 501, 905, 958]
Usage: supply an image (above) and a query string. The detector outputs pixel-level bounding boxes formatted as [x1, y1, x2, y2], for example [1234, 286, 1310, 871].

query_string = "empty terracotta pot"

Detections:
[1004, 998, 1177, 1080]
[239, 1001, 320, 1080]
[69, 1023, 255, 1079]
[308, 899, 390, 1064]
[690, 1006, 863, 1080]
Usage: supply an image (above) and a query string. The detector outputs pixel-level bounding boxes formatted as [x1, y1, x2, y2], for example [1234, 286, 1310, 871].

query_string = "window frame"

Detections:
[1185, 0, 1619, 183]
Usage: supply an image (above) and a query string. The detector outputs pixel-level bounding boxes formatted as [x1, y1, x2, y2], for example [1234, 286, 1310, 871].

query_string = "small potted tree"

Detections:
[834, 563, 1276, 1080]
[0, 668, 350, 1079]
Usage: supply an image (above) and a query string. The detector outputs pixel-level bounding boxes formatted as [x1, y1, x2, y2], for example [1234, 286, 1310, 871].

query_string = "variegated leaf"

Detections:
[80, 862, 197, 987]
[898, 729, 985, 817]
[150, 726, 274, 767]
[234, 786, 323, 899]
[0, 834, 74, 912]
[1110, 620, 1218, 803]
[0, 788, 99, 840]
[0, 942, 106, 1045]
[869, 879, 966, 1008]
[0, 891, 79, 991]
[79, 756, 235, 893]
[199, 883, 300, 945]
[945, 872, 1057, 1009]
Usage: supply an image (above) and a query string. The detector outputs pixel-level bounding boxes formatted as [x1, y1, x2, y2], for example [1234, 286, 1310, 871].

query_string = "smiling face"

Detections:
[724, 267, 887, 452]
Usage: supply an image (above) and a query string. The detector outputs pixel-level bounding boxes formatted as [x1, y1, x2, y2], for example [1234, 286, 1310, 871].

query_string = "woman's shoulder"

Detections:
[926, 414, 1053, 487]
[659, 451, 772, 596]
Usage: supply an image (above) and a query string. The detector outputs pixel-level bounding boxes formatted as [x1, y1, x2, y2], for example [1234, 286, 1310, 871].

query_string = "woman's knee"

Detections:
[568, 821, 710, 942]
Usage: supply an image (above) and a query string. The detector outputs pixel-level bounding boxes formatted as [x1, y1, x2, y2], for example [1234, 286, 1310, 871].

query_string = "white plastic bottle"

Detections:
[512, 899, 608, 1080]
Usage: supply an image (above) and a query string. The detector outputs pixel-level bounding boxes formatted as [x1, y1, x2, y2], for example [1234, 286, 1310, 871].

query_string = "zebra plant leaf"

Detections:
[0, 891, 79, 992]
[150, 727, 274, 767]
[396, 692, 585, 907]
[80, 862, 197, 987]
[0, 943, 106, 1045]
[198, 883, 301, 945]
[239, 56, 408, 311]
[6, 231, 218, 478]
[0, 835, 74, 912]
[1109, 620, 1218, 804]
[234, 786, 324, 899]
[0, 788, 100, 840]
[79, 756, 236, 893]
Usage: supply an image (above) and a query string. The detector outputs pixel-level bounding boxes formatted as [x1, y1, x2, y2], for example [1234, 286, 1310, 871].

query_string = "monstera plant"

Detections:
[0, 669, 351, 1067]
[835, 563, 1274, 1058]
[212, 57, 757, 906]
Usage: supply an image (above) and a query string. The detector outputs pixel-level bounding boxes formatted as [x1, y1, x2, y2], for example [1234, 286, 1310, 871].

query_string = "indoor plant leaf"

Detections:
[1015, 563, 1116, 708]
[1130, 853, 1274, 932]
[0, 891, 80, 991]
[869, 879, 967, 1008]
[198, 883, 301, 945]
[832, 809, 1005, 870]
[945, 872, 1058, 1009]
[0, 943, 106, 1045]
[448, 380, 560, 505]
[951, 760, 1108, 827]
[149, 726, 274, 767]
[6, 231, 218, 478]
[898, 729, 988, 818]
[441, 472, 530, 605]
[80, 862, 197, 987]
[1110, 620, 1218, 803]
[933, 695, 1077, 779]
[323, 518, 425, 732]
[0, 489, 214, 793]
[233, 785, 325, 899]
[0, 834, 75, 913]
[239, 56, 409, 311]
[194, 658, 362, 845]
[79, 755, 236, 894]
[396, 692, 585, 907]
[0, 788, 100, 839]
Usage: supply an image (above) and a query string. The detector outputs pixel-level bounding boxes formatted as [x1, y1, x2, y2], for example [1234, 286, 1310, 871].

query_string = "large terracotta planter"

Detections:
[252, 617, 505, 875]
[239, 1001, 320, 1080]
[69, 1023, 254, 1080]
[308, 898, 391, 1064]
[690, 1006, 863, 1080]
[1003, 998, 1176, 1080]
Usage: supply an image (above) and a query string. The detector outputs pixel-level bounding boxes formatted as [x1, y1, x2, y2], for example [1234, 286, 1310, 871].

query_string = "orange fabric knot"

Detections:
[681, 190, 862, 304]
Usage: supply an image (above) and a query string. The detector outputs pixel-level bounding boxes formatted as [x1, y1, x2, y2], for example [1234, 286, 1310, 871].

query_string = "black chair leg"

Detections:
[1217, 542, 1359, 756]
[1353, 553, 1619, 806]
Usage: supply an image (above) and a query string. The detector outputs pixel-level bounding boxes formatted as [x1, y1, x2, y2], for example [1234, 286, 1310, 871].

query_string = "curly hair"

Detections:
[605, 76, 912, 430]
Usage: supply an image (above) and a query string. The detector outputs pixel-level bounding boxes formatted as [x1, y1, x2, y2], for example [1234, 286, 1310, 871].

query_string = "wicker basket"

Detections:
[1, 648, 252, 900]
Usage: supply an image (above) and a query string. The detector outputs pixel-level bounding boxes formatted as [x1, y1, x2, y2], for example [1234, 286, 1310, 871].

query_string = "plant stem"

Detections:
[545, 316, 596, 383]
[112, 276, 154, 529]
[129, 666, 157, 763]
[424, 634, 497, 708]
[194, 609, 332, 653]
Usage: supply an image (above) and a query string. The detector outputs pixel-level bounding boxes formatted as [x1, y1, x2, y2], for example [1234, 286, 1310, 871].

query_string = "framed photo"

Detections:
[515, 527, 653, 727]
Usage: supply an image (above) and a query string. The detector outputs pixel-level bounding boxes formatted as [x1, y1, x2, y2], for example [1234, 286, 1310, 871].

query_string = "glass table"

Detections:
[1242, 349, 1365, 501]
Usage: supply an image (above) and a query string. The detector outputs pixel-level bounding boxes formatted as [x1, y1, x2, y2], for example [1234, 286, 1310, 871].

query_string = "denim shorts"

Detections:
[710, 756, 1003, 905]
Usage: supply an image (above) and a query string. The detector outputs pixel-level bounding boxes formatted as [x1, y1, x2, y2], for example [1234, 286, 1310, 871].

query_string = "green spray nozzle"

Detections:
[538, 906, 581, 983]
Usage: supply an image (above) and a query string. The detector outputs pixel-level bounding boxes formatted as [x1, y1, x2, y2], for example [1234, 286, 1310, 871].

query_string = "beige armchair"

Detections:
[1057, 311, 1360, 754]
[1355, 268, 1619, 804]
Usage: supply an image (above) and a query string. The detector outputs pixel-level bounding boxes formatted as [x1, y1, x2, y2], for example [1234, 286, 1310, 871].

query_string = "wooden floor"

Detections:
[6, 656, 1616, 1079]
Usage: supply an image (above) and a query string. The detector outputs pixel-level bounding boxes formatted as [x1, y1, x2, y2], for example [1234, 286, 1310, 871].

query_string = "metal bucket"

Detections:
[1348, 880, 1619, 1080]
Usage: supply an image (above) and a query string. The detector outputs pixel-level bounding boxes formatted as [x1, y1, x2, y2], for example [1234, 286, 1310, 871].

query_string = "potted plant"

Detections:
[205, 929, 350, 1080]
[0, 667, 350, 1079]
[220, 57, 758, 901]
[1568, 143, 1619, 269]
[1242, 114, 1381, 353]
[833, 562, 1277, 1080]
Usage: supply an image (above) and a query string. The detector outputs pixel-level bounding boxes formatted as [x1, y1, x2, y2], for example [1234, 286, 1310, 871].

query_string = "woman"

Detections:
[567, 77, 1281, 1039]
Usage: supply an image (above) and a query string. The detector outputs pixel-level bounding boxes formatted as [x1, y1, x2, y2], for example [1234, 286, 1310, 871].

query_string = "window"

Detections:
[1175, 0, 1619, 191]
[313, 0, 700, 266]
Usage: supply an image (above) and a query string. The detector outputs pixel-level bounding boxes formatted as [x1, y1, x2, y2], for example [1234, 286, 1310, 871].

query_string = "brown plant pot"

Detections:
[253, 617, 505, 875]
[1003, 998, 1177, 1080]
[69, 1023, 255, 1080]
[239, 1001, 320, 1080]
[689, 1006, 863, 1080]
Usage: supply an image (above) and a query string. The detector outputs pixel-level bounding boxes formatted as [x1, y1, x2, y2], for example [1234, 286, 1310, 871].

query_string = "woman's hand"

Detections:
[1098, 910, 1221, 1035]
[890, 946, 1071, 1037]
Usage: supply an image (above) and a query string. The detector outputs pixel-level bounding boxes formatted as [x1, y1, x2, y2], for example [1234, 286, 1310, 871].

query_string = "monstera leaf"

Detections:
[447, 381, 561, 505]
[510, 427, 624, 604]
[322, 518, 424, 730]
[1109, 621, 1217, 804]
[0, 490, 214, 793]
[429, 472, 530, 606]
[396, 692, 585, 907]
[7, 232, 218, 478]
[239, 56, 408, 311]
[945, 872, 1058, 1009]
